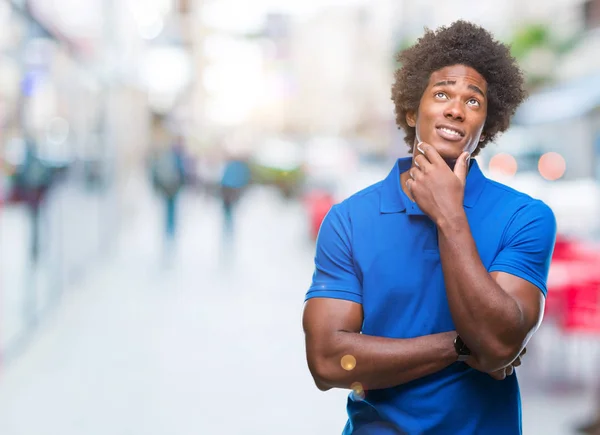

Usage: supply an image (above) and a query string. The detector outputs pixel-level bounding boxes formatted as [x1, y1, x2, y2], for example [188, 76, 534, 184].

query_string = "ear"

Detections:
[479, 133, 486, 142]
[406, 111, 416, 128]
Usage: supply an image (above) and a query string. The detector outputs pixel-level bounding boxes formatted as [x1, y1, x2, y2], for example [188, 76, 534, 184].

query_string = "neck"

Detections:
[444, 157, 458, 171]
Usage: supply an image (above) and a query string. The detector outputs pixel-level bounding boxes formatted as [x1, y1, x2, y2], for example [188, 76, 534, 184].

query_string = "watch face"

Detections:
[454, 336, 471, 356]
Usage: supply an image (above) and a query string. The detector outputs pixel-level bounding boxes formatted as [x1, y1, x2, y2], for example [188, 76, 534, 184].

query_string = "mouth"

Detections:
[435, 124, 465, 142]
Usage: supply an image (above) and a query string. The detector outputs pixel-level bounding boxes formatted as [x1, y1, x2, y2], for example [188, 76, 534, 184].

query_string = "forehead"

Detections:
[428, 64, 487, 92]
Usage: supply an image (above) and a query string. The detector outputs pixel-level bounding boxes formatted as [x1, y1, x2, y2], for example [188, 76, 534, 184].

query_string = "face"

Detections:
[406, 64, 488, 163]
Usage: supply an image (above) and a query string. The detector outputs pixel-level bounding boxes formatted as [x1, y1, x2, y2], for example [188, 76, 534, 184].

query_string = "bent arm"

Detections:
[302, 298, 457, 391]
[437, 214, 546, 372]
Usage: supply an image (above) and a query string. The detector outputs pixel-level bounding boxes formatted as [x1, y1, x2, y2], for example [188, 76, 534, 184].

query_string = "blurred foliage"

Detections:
[249, 163, 305, 198]
[509, 23, 551, 60]
[508, 23, 583, 90]
[510, 23, 582, 59]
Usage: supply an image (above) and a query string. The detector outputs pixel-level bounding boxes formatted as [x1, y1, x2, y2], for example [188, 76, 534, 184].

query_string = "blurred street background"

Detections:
[1, 0, 600, 434]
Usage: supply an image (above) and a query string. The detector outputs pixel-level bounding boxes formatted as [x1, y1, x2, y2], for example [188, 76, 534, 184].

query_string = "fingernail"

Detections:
[417, 143, 425, 154]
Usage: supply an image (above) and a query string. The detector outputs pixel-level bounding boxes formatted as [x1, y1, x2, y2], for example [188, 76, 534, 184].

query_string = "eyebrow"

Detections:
[433, 80, 485, 98]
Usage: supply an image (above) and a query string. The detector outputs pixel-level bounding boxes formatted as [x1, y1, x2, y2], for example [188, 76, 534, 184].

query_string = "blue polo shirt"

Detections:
[306, 157, 556, 435]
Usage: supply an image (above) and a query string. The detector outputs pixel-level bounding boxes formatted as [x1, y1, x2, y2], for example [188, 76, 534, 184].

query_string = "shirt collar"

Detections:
[380, 157, 487, 214]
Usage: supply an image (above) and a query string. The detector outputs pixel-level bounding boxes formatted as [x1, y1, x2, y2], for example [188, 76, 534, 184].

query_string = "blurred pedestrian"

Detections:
[13, 137, 53, 264]
[303, 21, 556, 434]
[219, 156, 251, 236]
[150, 136, 187, 252]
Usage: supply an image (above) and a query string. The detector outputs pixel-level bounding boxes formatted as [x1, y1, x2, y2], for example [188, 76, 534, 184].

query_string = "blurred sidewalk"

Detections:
[0, 185, 595, 435]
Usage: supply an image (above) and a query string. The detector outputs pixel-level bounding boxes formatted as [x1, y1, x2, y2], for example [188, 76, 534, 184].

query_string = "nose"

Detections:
[444, 100, 465, 121]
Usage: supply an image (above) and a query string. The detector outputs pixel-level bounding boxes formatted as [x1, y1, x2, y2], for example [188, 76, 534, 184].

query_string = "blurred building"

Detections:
[0, 0, 178, 360]
[285, 4, 397, 151]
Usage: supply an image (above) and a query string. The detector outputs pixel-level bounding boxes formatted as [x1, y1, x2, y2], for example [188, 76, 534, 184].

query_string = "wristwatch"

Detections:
[454, 335, 471, 362]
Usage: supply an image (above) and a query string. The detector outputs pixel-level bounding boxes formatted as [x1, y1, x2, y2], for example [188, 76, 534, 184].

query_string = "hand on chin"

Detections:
[418, 142, 463, 168]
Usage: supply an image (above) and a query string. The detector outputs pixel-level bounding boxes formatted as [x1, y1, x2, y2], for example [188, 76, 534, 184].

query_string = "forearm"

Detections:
[437, 213, 525, 369]
[309, 331, 457, 391]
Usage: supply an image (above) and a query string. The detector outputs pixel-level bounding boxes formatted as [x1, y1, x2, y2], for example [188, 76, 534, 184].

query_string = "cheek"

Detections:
[417, 101, 435, 117]
[469, 113, 486, 136]
[415, 109, 435, 129]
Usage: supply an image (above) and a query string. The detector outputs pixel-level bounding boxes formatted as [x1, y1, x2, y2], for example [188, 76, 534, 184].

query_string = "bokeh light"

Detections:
[488, 153, 518, 177]
[341, 355, 357, 371]
[351, 382, 365, 401]
[538, 152, 566, 181]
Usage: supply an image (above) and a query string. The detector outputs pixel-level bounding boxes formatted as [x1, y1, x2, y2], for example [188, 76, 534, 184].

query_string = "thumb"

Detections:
[454, 152, 470, 183]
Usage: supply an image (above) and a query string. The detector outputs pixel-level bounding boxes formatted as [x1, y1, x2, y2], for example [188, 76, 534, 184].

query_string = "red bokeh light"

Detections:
[538, 152, 566, 181]
[488, 153, 518, 177]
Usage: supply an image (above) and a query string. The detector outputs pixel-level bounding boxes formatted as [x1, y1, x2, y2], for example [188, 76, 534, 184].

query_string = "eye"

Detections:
[434, 92, 448, 99]
[467, 98, 480, 107]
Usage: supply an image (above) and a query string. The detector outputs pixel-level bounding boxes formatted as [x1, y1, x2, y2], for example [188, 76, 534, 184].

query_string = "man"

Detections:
[302, 21, 556, 434]
[151, 136, 187, 250]
[219, 154, 251, 236]
[13, 137, 54, 264]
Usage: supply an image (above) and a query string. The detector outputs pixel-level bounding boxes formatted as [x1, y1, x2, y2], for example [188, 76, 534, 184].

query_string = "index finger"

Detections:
[416, 142, 445, 166]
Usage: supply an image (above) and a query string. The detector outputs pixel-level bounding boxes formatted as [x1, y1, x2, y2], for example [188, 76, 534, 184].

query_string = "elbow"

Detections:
[311, 364, 332, 391]
[307, 356, 336, 391]
[477, 341, 523, 372]
[308, 357, 339, 391]
[314, 379, 332, 392]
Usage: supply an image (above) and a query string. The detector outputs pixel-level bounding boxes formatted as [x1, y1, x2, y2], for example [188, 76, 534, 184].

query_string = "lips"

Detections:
[436, 124, 465, 142]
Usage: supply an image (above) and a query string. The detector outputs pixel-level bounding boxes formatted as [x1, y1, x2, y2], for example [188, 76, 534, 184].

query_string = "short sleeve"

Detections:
[305, 204, 362, 304]
[488, 200, 557, 297]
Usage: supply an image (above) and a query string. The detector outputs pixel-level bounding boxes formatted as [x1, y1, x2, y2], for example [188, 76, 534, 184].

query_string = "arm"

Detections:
[303, 297, 458, 391]
[407, 144, 556, 372]
[437, 214, 545, 371]
[304, 204, 458, 392]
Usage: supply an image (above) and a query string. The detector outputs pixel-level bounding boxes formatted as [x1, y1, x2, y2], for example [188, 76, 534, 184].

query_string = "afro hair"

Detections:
[391, 20, 527, 157]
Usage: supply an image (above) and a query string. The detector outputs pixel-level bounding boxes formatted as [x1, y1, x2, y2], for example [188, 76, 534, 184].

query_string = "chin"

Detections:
[428, 141, 463, 160]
